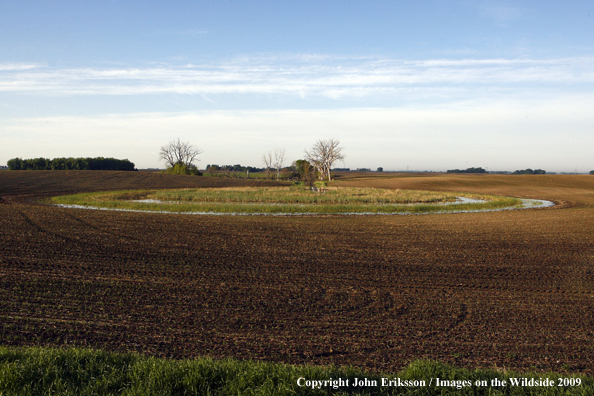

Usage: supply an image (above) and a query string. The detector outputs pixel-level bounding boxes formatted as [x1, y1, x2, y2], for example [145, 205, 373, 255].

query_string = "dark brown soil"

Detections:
[1, 170, 594, 374]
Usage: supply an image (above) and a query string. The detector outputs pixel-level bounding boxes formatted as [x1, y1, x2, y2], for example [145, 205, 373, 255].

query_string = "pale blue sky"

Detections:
[1, 1, 593, 171]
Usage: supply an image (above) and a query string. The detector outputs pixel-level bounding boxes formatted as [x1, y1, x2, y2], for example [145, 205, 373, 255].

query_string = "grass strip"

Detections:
[0, 346, 591, 395]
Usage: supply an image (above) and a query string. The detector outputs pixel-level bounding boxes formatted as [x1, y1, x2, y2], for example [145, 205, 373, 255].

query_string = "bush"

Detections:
[165, 163, 203, 176]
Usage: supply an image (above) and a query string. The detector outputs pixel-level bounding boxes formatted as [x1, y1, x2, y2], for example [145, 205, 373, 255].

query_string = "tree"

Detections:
[7, 158, 23, 170]
[293, 159, 316, 187]
[304, 138, 345, 181]
[273, 149, 285, 181]
[262, 151, 273, 179]
[294, 159, 311, 177]
[160, 139, 202, 169]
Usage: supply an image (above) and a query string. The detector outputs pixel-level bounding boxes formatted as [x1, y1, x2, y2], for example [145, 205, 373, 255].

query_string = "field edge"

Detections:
[0, 346, 592, 396]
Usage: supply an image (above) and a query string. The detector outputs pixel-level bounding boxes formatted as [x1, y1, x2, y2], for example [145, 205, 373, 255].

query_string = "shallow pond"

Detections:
[54, 197, 555, 216]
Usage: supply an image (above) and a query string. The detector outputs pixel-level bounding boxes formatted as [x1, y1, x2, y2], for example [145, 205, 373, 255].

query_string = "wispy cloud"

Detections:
[1, 56, 593, 100]
[0, 63, 45, 71]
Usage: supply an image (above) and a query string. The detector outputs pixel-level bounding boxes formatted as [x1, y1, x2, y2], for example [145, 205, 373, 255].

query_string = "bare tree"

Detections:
[273, 149, 285, 180]
[221, 166, 232, 178]
[304, 138, 345, 181]
[160, 139, 203, 168]
[262, 151, 273, 179]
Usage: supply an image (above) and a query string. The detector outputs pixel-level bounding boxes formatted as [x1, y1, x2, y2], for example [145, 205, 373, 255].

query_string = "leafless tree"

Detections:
[304, 138, 345, 181]
[159, 139, 203, 168]
[273, 149, 285, 180]
[221, 166, 232, 178]
[262, 151, 273, 179]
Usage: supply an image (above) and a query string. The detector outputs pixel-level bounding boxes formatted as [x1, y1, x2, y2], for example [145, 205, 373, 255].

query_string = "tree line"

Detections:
[206, 164, 263, 173]
[6, 157, 136, 171]
[447, 167, 487, 174]
[447, 167, 548, 174]
[512, 169, 546, 175]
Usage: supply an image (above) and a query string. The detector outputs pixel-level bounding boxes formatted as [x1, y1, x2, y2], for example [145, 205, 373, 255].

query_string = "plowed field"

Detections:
[1, 171, 594, 374]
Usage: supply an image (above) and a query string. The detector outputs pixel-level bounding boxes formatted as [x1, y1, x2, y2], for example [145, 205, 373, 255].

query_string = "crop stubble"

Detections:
[1, 171, 594, 374]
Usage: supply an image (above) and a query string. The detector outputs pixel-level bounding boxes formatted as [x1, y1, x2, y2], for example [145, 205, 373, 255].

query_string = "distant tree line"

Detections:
[447, 167, 486, 174]
[326, 168, 384, 172]
[590, 170, 594, 175]
[206, 164, 264, 173]
[512, 169, 546, 175]
[6, 157, 136, 171]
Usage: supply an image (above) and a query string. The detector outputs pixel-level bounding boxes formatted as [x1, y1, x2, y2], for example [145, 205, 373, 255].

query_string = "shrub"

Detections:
[165, 163, 203, 176]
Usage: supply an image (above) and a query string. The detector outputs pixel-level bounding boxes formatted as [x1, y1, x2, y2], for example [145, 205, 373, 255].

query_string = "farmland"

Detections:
[1, 170, 594, 375]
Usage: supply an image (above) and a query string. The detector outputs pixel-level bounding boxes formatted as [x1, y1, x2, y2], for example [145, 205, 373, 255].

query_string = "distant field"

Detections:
[1, 171, 594, 377]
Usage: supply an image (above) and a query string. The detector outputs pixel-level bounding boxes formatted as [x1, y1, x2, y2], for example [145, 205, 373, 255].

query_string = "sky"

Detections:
[1, 1, 593, 172]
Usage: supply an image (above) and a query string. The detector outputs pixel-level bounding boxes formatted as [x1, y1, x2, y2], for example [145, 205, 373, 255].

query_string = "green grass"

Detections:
[0, 346, 591, 395]
[48, 186, 524, 215]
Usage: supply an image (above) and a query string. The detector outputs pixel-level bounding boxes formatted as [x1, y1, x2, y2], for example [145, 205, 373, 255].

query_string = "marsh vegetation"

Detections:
[49, 185, 523, 214]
